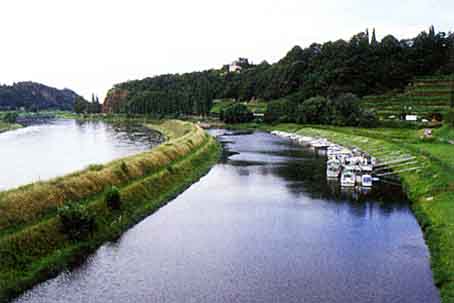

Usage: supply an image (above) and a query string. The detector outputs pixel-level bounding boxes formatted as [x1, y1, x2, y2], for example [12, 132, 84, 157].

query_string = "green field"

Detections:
[361, 75, 454, 120]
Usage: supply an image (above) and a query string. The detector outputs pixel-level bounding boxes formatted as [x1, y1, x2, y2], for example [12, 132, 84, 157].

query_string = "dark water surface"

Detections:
[0, 119, 162, 190]
[14, 130, 439, 303]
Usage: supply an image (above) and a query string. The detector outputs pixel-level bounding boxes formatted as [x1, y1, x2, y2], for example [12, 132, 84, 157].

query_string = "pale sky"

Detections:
[0, 0, 453, 101]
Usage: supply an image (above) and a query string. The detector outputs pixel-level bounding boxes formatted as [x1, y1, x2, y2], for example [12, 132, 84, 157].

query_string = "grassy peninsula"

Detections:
[0, 120, 221, 302]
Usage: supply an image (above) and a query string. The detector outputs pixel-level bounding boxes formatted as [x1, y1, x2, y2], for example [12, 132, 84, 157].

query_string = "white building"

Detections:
[228, 61, 242, 73]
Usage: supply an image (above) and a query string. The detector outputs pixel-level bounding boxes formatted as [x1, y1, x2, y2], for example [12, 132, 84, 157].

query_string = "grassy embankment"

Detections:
[0, 120, 221, 302]
[361, 75, 453, 120]
[0, 121, 21, 133]
[263, 123, 454, 302]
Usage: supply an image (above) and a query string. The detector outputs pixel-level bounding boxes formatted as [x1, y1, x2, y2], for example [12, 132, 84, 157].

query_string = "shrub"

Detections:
[57, 204, 96, 240]
[358, 110, 379, 128]
[87, 164, 104, 171]
[105, 186, 121, 210]
[120, 161, 129, 174]
[444, 109, 454, 128]
[296, 96, 330, 124]
[220, 104, 254, 124]
[2, 112, 18, 124]
[264, 99, 298, 123]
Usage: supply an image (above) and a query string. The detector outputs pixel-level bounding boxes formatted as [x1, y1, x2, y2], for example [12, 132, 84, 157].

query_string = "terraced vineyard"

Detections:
[362, 75, 454, 120]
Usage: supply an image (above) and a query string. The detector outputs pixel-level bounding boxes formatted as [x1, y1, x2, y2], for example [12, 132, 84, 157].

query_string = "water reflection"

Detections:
[0, 119, 163, 190]
[14, 129, 439, 303]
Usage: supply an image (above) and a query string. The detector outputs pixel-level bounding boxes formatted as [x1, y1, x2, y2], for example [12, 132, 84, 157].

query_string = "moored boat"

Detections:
[341, 169, 356, 187]
[326, 158, 342, 179]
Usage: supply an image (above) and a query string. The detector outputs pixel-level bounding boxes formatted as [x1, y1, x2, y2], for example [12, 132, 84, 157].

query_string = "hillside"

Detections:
[0, 82, 80, 111]
[361, 75, 454, 121]
[103, 26, 454, 116]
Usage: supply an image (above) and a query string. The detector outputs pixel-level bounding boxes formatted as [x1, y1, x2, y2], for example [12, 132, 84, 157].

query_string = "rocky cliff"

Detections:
[102, 88, 128, 113]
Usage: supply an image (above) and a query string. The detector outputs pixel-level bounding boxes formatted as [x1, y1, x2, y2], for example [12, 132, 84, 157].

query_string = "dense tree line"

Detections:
[0, 82, 79, 111]
[108, 26, 454, 116]
[113, 71, 224, 116]
[74, 94, 102, 114]
[264, 93, 378, 127]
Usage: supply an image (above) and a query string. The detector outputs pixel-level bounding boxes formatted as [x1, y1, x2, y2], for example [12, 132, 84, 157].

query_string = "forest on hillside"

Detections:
[106, 26, 454, 116]
[0, 82, 80, 111]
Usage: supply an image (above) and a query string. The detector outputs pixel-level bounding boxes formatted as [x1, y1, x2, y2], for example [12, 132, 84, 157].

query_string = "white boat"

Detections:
[311, 139, 331, 148]
[361, 174, 373, 187]
[341, 169, 356, 187]
[326, 159, 342, 179]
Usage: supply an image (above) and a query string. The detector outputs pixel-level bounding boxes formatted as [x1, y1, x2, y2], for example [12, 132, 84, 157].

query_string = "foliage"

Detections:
[2, 112, 18, 124]
[220, 104, 254, 124]
[57, 203, 96, 240]
[0, 82, 79, 111]
[74, 96, 102, 114]
[106, 26, 454, 116]
[265, 93, 378, 127]
[0, 121, 205, 231]
[264, 99, 297, 123]
[297, 96, 331, 124]
[105, 186, 121, 210]
[444, 109, 454, 127]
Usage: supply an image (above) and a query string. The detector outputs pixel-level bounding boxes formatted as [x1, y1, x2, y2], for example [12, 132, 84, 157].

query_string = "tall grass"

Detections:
[0, 120, 204, 231]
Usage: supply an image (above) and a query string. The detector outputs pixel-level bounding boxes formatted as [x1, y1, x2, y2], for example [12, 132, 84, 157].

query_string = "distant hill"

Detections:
[103, 26, 454, 117]
[0, 82, 81, 111]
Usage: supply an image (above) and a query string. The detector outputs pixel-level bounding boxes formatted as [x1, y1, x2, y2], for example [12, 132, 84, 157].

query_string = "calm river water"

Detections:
[13, 130, 439, 303]
[0, 119, 162, 191]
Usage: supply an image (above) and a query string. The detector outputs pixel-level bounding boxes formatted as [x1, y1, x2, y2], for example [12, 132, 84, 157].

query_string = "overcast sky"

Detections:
[0, 0, 452, 101]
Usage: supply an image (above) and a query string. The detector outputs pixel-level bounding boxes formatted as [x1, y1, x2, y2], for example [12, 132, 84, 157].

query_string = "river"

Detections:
[13, 129, 439, 303]
[0, 119, 162, 191]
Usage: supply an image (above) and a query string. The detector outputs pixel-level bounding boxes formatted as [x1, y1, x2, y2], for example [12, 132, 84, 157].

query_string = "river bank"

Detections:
[0, 121, 22, 133]
[257, 123, 453, 303]
[11, 129, 438, 303]
[0, 120, 221, 302]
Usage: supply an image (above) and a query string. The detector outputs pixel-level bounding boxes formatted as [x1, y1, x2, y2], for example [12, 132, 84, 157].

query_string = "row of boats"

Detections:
[271, 131, 377, 188]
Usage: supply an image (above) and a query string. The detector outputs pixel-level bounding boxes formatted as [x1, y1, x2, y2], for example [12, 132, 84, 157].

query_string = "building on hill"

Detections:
[228, 61, 242, 73]
[228, 57, 252, 73]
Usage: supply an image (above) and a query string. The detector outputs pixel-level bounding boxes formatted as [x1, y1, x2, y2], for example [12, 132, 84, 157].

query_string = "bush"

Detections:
[2, 112, 18, 124]
[444, 109, 454, 128]
[105, 186, 121, 210]
[220, 104, 254, 124]
[57, 204, 96, 240]
[296, 96, 330, 124]
[358, 110, 379, 128]
[264, 99, 298, 123]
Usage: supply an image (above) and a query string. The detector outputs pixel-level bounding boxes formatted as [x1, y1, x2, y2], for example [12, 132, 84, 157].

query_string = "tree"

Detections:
[220, 104, 253, 124]
[74, 96, 87, 114]
[103, 26, 454, 117]
[371, 28, 378, 47]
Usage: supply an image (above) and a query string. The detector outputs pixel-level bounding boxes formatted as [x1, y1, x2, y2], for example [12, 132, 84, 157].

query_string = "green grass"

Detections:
[264, 123, 454, 303]
[209, 99, 268, 115]
[210, 99, 235, 114]
[361, 76, 453, 122]
[0, 121, 22, 133]
[0, 120, 221, 302]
